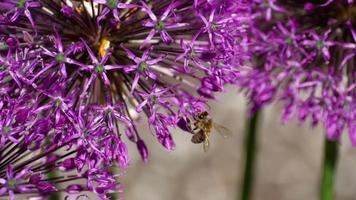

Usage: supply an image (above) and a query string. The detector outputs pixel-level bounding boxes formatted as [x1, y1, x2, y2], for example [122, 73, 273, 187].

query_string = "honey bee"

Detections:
[189, 111, 232, 152]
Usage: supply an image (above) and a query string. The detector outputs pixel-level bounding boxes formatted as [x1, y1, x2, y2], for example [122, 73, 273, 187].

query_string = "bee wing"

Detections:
[203, 138, 210, 152]
[213, 123, 232, 138]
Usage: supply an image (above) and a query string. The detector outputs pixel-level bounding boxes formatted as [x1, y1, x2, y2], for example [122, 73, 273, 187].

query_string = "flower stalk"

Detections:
[240, 109, 260, 200]
[321, 139, 339, 200]
[47, 170, 61, 200]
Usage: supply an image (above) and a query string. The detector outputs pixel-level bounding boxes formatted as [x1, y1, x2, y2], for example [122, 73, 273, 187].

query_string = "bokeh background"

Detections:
[68, 87, 356, 200]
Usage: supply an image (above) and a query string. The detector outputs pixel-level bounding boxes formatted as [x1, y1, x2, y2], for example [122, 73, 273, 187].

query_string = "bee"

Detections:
[189, 111, 232, 152]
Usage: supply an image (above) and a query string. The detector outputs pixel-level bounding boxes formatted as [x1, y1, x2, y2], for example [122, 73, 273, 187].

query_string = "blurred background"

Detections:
[69, 87, 356, 200]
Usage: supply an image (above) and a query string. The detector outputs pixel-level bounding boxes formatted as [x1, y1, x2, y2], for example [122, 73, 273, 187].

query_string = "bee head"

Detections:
[196, 111, 209, 120]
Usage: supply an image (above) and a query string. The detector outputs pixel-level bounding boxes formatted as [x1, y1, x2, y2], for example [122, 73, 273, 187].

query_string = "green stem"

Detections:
[109, 193, 118, 200]
[320, 139, 339, 200]
[46, 171, 61, 200]
[108, 164, 119, 200]
[240, 110, 260, 200]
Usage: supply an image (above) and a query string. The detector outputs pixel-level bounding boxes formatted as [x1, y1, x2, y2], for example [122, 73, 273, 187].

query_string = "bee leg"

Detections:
[203, 131, 209, 138]
[203, 139, 210, 152]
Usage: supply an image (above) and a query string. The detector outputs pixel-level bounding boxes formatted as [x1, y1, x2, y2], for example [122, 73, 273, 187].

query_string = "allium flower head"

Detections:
[241, 1, 355, 144]
[0, 0, 250, 198]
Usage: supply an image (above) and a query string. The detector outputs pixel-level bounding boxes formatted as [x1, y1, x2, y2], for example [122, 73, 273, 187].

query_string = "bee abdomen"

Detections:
[191, 131, 206, 144]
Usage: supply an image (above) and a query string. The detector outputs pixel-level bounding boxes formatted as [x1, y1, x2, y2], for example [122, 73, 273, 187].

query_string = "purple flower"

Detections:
[60, 5, 74, 17]
[241, 1, 356, 144]
[0, 0, 251, 198]
[30, 29, 81, 82]
[140, 1, 179, 47]
[136, 139, 149, 163]
[94, 0, 137, 22]
[0, 166, 32, 200]
[0, 0, 41, 28]
[175, 33, 205, 72]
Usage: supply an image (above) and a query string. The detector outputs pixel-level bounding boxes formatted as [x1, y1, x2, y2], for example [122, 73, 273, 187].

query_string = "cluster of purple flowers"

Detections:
[0, 0, 250, 199]
[240, 1, 355, 143]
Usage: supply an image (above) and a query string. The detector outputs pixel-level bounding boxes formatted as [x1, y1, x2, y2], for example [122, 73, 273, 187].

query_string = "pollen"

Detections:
[95, 64, 105, 74]
[99, 38, 110, 59]
[7, 179, 17, 189]
[139, 62, 148, 71]
[156, 21, 165, 31]
[2, 127, 11, 134]
[55, 53, 65, 62]
[18, 0, 26, 8]
[107, 0, 118, 9]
